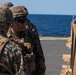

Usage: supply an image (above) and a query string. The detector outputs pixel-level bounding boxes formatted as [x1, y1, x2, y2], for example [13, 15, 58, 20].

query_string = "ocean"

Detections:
[27, 14, 73, 37]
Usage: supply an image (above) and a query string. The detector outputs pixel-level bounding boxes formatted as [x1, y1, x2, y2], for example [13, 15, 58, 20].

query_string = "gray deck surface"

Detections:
[40, 39, 71, 75]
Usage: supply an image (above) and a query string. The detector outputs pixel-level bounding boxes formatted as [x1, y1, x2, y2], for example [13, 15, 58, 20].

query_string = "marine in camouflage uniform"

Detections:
[24, 7, 46, 75]
[0, 6, 28, 75]
[26, 12, 46, 75]
[9, 6, 46, 75]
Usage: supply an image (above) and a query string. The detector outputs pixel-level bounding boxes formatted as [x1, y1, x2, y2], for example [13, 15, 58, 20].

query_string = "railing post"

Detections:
[71, 25, 76, 75]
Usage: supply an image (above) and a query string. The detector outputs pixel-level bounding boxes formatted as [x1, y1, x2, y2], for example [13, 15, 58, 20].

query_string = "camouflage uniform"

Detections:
[26, 20, 46, 75]
[9, 6, 46, 75]
[0, 6, 28, 75]
[7, 28, 35, 74]
[0, 34, 28, 75]
[1, 2, 13, 8]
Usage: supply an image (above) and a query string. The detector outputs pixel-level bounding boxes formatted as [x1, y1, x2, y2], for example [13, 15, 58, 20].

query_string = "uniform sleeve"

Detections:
[2, 41, 28, 75]
[30, 24, 46, 75]
[31, 23, 46, 75]
[34, 33, 46, 75]
[27, 20, 46, 75]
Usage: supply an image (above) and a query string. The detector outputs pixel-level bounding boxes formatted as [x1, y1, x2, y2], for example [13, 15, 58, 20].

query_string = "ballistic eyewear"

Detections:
[15, 17, 27, 24]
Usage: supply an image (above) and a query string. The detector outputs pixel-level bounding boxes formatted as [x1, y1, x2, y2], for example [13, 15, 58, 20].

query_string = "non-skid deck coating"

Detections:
[40, 37, 71, 75]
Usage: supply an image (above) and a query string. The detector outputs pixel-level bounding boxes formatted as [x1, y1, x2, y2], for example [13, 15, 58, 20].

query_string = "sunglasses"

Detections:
[15, 17, 27, 24]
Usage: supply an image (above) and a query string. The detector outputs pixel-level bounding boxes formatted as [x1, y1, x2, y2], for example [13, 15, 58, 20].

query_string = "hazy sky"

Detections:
[0, 0, 76, 15]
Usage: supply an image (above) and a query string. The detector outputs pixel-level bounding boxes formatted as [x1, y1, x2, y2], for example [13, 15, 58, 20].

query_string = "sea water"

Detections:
[27, 14, 73, 37]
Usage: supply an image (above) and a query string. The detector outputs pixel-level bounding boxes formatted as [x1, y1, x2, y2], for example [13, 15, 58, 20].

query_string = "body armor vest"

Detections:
[0, 38, 14, 75]
[7, 30, 36, 75]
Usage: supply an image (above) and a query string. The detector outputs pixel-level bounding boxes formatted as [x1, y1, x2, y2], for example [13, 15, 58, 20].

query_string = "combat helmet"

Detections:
[1, 2, 13, 8]
[0, 6, 14, 24]
[10, 6, 28, 18]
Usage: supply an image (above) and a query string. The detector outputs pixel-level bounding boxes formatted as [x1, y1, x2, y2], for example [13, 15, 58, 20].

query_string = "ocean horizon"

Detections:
[27, 14, 73, 37]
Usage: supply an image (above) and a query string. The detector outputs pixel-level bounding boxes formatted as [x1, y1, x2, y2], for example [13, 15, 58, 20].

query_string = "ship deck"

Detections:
[40, 37, 71, 75]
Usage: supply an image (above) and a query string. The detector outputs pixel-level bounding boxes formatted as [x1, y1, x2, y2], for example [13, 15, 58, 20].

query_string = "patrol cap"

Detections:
[10, 6, 28, 18]
[1, 2, 13, 8]
[0, 6, 14, 24]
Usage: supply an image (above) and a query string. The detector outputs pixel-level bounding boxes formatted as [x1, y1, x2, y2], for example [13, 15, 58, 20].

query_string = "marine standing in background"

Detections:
[8, 5, 46, 75]
[0, 6, 28, 75]
[23, 6, 46, 75]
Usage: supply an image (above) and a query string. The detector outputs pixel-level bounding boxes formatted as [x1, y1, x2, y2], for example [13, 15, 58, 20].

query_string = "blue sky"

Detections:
[0, 0, 76, 15]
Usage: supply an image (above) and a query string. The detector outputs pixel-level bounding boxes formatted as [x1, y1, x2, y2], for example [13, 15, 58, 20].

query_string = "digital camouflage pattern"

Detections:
[0, 6, 14, 24]
[7, 29, 35, 75]
[0, 34, 28, 75]
[10, 6, 28, 18]
[1, 2, 13, 8]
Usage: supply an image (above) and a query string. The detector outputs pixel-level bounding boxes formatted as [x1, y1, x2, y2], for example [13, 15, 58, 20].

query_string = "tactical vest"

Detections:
[0, 38, 14, 75]
[12, 37, 36, 75]
[7, 30, 36, 75]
